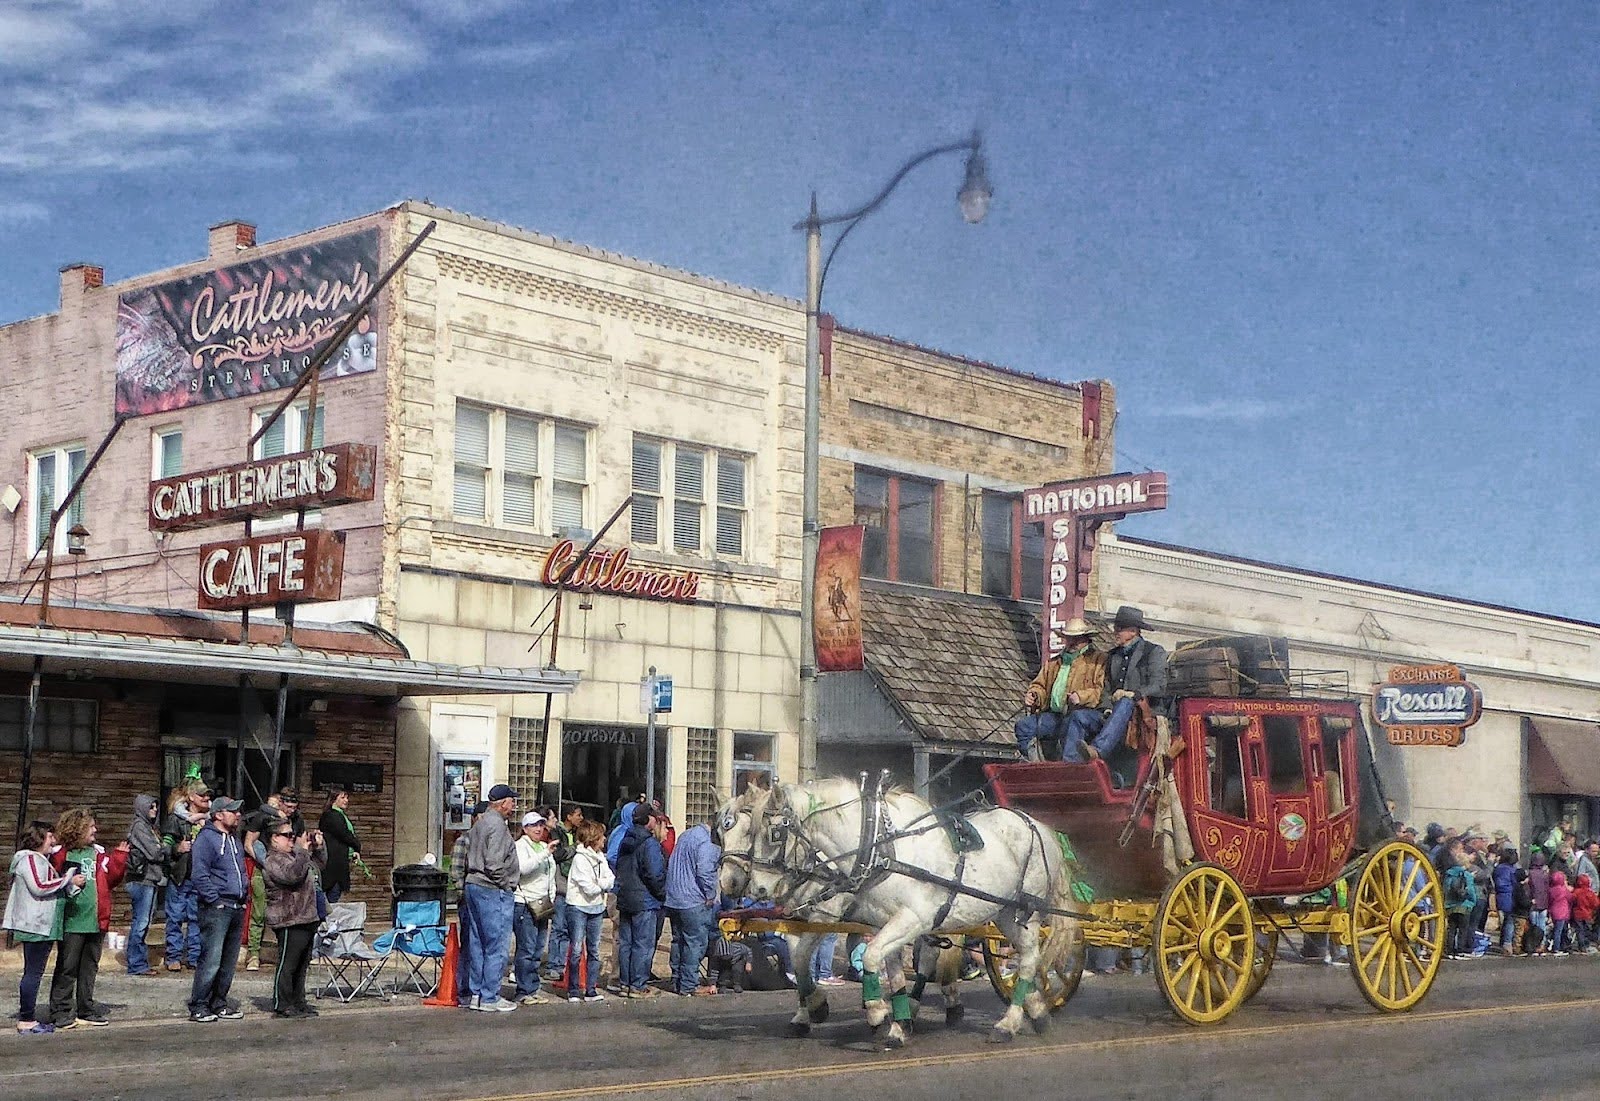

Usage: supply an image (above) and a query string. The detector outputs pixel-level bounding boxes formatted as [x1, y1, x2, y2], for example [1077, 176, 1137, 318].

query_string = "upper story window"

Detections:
[29, 443, 86, 554]
[153, 428, 184, 480]
[252, 402, 324, 459]
[980, 492, 1045, 601]
[630, 436, 749, 558]
[453, 402, 590, 535]
[854, 469, 937, 585]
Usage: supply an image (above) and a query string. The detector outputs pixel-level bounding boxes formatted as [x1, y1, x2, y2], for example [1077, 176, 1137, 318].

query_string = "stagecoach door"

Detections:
[1255, 713, 1316, 887]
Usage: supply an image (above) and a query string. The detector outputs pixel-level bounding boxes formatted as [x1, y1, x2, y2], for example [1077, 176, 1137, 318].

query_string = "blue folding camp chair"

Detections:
[383, 874, 449, 997]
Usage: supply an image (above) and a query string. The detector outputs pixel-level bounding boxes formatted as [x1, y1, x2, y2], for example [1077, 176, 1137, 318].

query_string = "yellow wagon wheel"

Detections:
[1153, 862, 1254, 1025]
[981, 929, 1083, 1013]
[1240, 914, 1278, 1004]
[1347, 839, 1445, 1012]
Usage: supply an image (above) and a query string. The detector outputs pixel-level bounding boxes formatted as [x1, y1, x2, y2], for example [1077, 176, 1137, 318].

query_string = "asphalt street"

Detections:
[2, 956, 1596, 1101]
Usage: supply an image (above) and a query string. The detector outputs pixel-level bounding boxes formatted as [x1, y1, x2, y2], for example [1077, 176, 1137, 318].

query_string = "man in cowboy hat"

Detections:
[1015, 617, 1106, 761]
[1062, 605, 1168, 772]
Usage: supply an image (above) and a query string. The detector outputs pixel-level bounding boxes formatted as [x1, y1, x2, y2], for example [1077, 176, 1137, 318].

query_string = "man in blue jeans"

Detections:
[463, 784, 520, 1012]
[665, 817, 721, 996]
[125, 794, 167, 975]
[1061, 605, 1168, 774]
[188, 797, 248, 1022]
[162, 783, 210, 970]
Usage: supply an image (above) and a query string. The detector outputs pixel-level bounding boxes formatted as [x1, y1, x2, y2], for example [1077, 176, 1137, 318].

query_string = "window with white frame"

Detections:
[452, 402, 590, 534]
[630, 435, 749, 558]
[152, 428, 184, 480]
[29, 443, 86, 554]
[252, 402, 324, 459]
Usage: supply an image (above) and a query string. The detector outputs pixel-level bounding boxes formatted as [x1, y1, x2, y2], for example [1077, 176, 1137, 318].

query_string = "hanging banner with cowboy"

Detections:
[114, 227, 382, 417]
[814, 524, 865, 672]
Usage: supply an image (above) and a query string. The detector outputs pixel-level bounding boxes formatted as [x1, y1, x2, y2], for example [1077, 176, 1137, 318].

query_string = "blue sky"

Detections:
[3, 1, 1597, 621]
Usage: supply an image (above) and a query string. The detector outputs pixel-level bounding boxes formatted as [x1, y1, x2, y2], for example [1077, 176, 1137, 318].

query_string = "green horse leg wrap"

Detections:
[861, 972, 882, 1003]
[1010, 977, 1035, 1008]
[892, 992, 913, 1022]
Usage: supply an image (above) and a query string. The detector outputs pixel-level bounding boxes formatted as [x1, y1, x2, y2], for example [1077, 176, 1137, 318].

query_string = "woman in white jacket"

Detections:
[4, 821, 84, 1034]
[512, 814, 557, 1004]
[562, 821, 614, 1002]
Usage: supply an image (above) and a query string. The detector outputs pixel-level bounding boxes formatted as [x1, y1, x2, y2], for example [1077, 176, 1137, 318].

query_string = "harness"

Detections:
[721, 771, 1119, 929]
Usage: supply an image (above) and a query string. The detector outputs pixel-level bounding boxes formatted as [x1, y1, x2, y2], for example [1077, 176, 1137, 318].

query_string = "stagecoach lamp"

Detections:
[66, 523, 90, 556]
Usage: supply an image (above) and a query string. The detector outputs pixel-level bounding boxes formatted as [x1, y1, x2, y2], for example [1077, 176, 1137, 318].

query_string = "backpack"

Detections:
[1445, 868, 1470, 906]
[125, 846, 150, 881]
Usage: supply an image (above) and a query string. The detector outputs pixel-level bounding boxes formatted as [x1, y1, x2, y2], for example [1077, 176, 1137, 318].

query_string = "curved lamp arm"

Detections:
[799, 132, 990, 304]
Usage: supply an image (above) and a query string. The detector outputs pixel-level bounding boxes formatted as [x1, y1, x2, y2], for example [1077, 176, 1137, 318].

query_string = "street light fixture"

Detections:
[797, 131, 992, 781]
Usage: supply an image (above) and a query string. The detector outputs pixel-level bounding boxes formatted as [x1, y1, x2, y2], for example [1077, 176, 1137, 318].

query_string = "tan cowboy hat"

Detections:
[1060, 617, 1094, 639]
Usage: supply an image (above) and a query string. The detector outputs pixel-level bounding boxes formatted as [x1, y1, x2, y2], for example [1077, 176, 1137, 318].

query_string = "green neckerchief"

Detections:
[1049, 644, 1090, 712]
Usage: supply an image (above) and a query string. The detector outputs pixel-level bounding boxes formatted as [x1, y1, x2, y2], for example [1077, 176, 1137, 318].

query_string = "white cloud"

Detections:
[0, 2, 525, 174]
[1145, 398, 1309, 422]
[464, 40, 576, 67]
[0, 200, 49, 223]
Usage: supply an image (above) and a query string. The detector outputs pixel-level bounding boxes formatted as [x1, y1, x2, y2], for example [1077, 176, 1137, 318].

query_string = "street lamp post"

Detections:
[797, 132, 993, 781]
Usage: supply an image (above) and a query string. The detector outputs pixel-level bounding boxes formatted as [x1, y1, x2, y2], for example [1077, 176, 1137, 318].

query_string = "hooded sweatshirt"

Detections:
[607, 801, 638, 869]
[1571, 874, 1599, 924]
[1548, 871, 1572, 923]
[128, 794, 168, 886]
[1530, 854, 1551, 912]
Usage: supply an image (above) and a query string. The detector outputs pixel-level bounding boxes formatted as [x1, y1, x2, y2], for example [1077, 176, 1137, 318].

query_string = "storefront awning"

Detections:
[1527, 716, 1600, 797]
[0, 599, 577, 698]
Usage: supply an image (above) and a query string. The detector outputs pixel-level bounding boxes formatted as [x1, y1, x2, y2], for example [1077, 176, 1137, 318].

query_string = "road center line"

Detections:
[460, 996, 1600, 1101]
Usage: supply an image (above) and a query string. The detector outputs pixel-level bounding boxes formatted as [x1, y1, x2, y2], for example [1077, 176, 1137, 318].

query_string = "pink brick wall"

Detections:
[0, 213, 397, 610]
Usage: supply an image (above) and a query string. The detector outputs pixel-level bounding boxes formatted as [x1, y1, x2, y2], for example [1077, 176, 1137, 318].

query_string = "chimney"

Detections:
[59, 263, 104, 308]
[208, 220, 256, 258]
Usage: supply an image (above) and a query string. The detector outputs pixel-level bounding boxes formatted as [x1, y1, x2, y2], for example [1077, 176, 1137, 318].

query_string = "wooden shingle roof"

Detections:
[860, 581, 1051, 745]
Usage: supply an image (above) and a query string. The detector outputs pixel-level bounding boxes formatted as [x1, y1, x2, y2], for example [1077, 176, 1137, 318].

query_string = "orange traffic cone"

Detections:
[424, 923, 461, 1007]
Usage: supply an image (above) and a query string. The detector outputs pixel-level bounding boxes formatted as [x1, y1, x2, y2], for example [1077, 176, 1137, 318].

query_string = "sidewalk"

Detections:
[1, 941, 428, 1026]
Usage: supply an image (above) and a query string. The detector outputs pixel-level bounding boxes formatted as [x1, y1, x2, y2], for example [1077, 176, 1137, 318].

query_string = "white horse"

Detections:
[717, 777, 1082, 1047]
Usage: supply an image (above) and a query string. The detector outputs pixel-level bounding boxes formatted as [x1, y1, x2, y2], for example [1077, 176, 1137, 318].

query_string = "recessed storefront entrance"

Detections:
[561, 722, 668, 820]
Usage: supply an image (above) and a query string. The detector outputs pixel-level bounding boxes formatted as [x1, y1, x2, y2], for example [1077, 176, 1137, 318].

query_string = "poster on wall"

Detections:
[441, 756, 485, 831]
[114, 227, 382, 417]
[814, 524, 865, 672]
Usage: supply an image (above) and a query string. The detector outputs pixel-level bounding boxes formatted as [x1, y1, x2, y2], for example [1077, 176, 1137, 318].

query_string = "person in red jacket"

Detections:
[48, 808, 128, 1028]
[1571, 873, 1599, 954]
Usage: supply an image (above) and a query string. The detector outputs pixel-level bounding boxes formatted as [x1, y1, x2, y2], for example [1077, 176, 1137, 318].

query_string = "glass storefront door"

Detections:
[560, 723, 667, 823]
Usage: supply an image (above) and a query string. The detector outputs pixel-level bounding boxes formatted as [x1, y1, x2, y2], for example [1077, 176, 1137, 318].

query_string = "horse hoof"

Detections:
[945, 1005, 965, 1026]
[1030, 1013, 1050, 1036]
[809, 1001, 830, 1025]
[988, 1027, 1016, 1044]
[789, 1021, 811, 1037]
[884, 1033, 905, 1051]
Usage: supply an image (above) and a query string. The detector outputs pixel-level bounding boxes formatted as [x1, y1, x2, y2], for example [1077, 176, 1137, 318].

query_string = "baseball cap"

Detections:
[487, 784, 518, 802]
[210, 797, 244, 815]
[277, 787, 301, 803]
[189, 782, 213, 797]
[521, 812, 548, 828]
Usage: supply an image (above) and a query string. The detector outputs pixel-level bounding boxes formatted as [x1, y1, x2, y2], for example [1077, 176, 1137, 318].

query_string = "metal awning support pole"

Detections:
[22, 417, 127, 621]
[268, 673, 290, 798]
[530, 494, 635, 801]
[12, 656, 44, 848]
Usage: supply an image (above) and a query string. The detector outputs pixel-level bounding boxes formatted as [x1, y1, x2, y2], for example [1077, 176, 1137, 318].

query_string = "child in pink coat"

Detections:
[1548, 870, 1573, 955]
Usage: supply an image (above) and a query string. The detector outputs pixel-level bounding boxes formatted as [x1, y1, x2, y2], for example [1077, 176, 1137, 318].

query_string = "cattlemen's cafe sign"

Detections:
[148, 444, 375, 613]
[1023, 471, 1169, 656]
[149, 443, 376, 531]
[1372, 663, 1483, 747]
[540, 540, 700, 602]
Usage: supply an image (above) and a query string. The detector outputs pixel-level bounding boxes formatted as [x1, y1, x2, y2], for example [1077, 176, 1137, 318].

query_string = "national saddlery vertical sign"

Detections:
[114, 228, 382, 416]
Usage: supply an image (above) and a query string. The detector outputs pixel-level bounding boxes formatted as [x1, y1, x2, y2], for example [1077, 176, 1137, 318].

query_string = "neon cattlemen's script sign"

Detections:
[540, 541, 700, 603]
[1022, 472, 1169, 656]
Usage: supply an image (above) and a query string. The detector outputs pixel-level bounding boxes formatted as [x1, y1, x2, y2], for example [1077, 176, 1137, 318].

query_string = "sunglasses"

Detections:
[273, 831, 295, 838]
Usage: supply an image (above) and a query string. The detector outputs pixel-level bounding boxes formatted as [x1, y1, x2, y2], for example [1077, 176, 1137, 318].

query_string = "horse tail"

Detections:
[1035, 834, 1084, 980]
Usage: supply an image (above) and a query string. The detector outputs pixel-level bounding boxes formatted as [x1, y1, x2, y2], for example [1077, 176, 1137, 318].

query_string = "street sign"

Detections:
[640, 674, 673, 714]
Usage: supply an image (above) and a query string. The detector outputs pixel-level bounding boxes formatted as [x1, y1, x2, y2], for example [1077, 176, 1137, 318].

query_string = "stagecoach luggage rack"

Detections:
[1170, 634, 1291, 698]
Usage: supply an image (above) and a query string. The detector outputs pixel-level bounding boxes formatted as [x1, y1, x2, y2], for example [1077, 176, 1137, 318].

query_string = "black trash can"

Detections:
[392, 863, 448, 925]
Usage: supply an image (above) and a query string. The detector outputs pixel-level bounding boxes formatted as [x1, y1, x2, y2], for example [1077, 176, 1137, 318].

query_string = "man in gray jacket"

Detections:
[462, 784, 521, 1011]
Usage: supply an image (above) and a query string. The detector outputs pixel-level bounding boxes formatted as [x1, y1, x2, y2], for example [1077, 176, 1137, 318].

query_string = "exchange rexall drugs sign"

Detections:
[1371, 663, 1482, 747]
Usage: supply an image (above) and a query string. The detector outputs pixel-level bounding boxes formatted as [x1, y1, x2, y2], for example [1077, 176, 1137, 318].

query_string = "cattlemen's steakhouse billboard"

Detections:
[114, 227, 382, 416]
